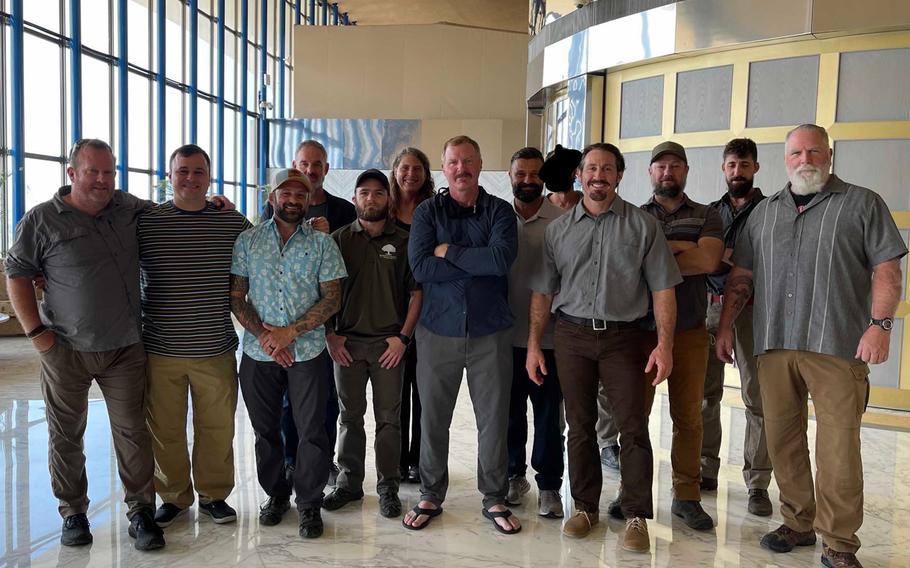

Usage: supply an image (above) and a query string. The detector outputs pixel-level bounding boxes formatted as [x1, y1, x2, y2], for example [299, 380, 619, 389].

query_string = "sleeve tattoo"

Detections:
[229, 274, 266, 337]
[291, 279, 342, 335]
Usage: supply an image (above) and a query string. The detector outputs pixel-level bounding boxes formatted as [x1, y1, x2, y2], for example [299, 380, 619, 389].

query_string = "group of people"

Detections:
[4, 124, 902, 568]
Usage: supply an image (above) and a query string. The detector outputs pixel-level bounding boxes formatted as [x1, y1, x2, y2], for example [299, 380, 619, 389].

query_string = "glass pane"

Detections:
[166, 0, 183, 81]
[128, 171, 152, 201]
[24, 158, 64, 211]
[128, 73, 151, 169]
[128, 0, 150, 68]
[223, 182, 237, 207]
[223, 109, 236, 183]
[165, 86, 184, 158]
[225, 0, 237, 30]
[82, 55, 112, 143]
[266, 0, 275, 56]
[198, 99, 212, 160]
[247, 44, 257, 110]
[224, 31, 237, 105]
[82, 0, 111, 54]
[24, 35, 63, 156]
[24, 0, 61, 33]
[198, 14, 213, 94]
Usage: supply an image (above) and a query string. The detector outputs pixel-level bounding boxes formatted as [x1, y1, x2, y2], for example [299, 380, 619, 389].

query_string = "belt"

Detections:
[557, 311, 641, 331]
[708, 293, 754, 306]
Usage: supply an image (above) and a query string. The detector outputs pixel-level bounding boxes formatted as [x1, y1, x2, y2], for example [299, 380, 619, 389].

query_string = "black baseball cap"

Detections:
[355, 168, 390, 191]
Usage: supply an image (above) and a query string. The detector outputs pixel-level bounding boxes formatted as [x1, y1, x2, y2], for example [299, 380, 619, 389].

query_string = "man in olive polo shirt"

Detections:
[324, 169, 422, 518]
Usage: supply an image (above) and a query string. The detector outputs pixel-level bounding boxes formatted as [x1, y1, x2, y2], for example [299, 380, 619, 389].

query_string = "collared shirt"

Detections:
[138, 202, 253, 357]
[510, 199, 565, 349]
[641, 194, 724, 330]
[231, 219, 347, 362]
[732, 175, 907, 361]
[4, 186, 148, 352]
[706, 189, 766, 295]
[532, 196, 682, 321]
[332, 218, 418, 339]
[408, 187, 518, 338]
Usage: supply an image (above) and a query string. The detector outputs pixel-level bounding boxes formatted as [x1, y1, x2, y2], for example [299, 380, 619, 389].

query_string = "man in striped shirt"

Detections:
[138, 144, 252, 528]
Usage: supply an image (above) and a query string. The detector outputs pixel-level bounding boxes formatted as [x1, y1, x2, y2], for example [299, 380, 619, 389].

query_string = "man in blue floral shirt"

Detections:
[230, 168, 346, 539]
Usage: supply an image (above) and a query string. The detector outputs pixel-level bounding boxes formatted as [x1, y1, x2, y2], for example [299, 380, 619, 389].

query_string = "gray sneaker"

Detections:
[537, 490, 563, 519]
[506, 475, 531, 505]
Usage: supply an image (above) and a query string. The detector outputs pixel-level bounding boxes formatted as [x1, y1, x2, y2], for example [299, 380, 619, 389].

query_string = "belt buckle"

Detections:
[592, 318, 607, 331]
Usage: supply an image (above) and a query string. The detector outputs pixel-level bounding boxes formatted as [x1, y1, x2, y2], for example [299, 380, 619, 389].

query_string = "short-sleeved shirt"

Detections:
[231, 219, 347, 362]
[510, 199, 565, 349]
[531, 196, 682, 322]
[138, 202, 253, 357]
[641, 194, 724, 330]
[706, 189, 766, 295]
[4, 186, 148, 352]
[332, 219, 418, 339]
[732, 175, 908, 361]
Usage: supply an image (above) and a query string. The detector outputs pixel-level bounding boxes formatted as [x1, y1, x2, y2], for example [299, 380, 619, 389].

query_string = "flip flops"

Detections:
[482, 507, 522, 535]
[402, 504, 443, 531]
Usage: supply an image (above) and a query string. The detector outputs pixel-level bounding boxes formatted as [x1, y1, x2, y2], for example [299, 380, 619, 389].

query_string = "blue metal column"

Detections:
[10, 0, 25, 226]
[257, 0, 268, 214]
[278, 0, 286, 119]
[215, 0, 225, 195]
[342, 12, 349, 25]
[331, 3, 338, 25]
[156, 0, 167, 200]
[309, 0, 316, 25]
[117, 0, 129, 190]
[69, 0, 83, 142]
[321, 0, 327, 26]
[295, 0, 302, 25]
[188, 0, 198, 142]
[239, 0, 248, 214]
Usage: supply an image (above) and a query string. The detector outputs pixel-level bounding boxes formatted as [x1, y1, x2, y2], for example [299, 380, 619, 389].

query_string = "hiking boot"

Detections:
[128, 510, 166, 551]
[322, 487, 364, 511]
[600, 445, 620, 470]
[154, 503, 186, 528]
[199, 500, 237, 524]
[538, 490, 563, 519]
[622, 517, 650, 553]
[298, 507, 324, 539]
[671, 499, 714, 531]
[379, 492, 402, 518]
[259, 496, 291, 526]
[821, 543, 863, 568]
[747, 489, 773, 517]
[506, 475, 531, 505]
[60, 514, 92, 546]
[760, 524, 817, 552]
[562, 510, 598, 538]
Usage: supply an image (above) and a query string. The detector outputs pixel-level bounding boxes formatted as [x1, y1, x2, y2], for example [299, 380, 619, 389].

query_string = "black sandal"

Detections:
[482, 507, 522, 535]
[402, 504, 442, 531]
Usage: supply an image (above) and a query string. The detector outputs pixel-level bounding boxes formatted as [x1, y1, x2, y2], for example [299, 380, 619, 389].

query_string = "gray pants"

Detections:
[39, 341, 155, 519]
[415, 324, 512, 509]
[702, 301, 771, 489]
[335, 337, 404, 495]
[596, 383, 619, 449]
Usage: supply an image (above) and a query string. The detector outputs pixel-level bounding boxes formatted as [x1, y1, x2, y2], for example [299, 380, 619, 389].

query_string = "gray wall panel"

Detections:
[837, 48, 910, 122]
[754, 142, 788, 195]
[675, 65, 733, 133]
[747, 56, 819, 127]
[833, 139, 910, 211]
[620, 75, 664, 139]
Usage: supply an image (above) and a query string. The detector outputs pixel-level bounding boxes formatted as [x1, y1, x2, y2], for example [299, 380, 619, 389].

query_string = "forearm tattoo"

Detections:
[725, 274, 754, 316]
[291, 279, 342, 335]
[229, 274, 266, 337]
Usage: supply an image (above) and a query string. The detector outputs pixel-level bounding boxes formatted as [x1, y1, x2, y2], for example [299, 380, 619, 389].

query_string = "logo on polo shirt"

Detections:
[380, 244, 397, 260]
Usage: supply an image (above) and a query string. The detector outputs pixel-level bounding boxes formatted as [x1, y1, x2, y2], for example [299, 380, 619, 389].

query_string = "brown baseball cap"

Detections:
[650, 141, 687, 164]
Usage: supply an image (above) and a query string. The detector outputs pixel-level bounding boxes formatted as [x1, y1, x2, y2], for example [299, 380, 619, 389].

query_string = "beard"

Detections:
[276, 204, 305, 224]
[512, 182, 543, 203]
[789, 165, 828, 195]
[653, 178, 684, 198]
[357, 203, 389, 222]
[726, 176, 754, 199]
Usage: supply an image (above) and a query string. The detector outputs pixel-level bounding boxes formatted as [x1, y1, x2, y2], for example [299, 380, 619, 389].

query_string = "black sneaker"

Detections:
[378, 492, 402, 518]
[747, 489, 773, 517]
[298, 507, 324, 538]
[405, 465, 421, 484]
[154, 503, 187, 527]
[60, 513, 93, 546]
[326, 462, 340, 487]
[607, 495, 624, 520]
[322, 487, 364, 511]
[199, 500, 238, 524]
[128, 510, 166, 551]
[671, 499, 714, 531]
[700, 477, 718, 492]
[259, 496, 291, 526]
[600, 445, 620, 470]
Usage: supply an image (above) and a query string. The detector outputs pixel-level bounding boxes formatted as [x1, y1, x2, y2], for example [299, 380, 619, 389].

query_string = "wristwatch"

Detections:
[397, 333, 412, 346]
[869, 317, 894, 331]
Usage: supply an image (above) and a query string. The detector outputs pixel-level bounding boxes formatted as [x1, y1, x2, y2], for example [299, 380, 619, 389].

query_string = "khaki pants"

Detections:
[39, 341, 155, 519]
[146, 351, 238, 507]
[758, 349, 868, 553]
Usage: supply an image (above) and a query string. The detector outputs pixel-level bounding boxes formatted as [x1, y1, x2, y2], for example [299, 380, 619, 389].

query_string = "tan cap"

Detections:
[650, 141, 687, 164]
[271, 168, 310, 190]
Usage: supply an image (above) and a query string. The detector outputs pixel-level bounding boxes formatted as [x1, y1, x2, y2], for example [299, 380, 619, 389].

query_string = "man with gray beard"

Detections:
[717, 124, 906, 568]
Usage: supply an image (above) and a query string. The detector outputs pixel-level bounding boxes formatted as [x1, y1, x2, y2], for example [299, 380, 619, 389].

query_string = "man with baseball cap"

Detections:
[323, 169, 422, 518]
[230, 167, 346, 538]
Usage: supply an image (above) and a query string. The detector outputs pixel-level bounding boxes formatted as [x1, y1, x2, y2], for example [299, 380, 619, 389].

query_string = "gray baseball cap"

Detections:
[271, 168, 310, 190]
[650, 141, 687, 164]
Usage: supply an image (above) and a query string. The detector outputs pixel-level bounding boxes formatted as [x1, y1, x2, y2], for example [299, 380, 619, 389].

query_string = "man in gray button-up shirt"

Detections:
[717, 124, 906, 568]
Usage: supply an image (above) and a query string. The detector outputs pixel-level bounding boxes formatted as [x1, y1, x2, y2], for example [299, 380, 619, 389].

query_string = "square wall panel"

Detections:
[620, 75, 663, 139]
[675, 65, 733, 133]
[747, 56, 819, 128]
[837, 48, 910, 122]
[833, 139, 910, 211]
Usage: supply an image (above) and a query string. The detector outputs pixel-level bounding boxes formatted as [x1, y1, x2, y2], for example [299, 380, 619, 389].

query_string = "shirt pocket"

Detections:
[44, 227, 96, 268]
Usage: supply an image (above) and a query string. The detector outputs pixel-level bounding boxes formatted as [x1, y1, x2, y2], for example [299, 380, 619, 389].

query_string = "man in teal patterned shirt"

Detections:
[230, 168, 346, 539]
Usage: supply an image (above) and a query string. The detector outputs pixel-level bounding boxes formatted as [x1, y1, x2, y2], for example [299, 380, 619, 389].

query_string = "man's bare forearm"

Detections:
[7, 276, 42, 332]
[291, 279, 342, 335]
[651, 288, 676, 348]
[401, 290, 423, 337]
[229, 274, 266, 337]
[528, 292, 553, 349]
[719, 266, 754, 329]
[871, 258, 902, 319]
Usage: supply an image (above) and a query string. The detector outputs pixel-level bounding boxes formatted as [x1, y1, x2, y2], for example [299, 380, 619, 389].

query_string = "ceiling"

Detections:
[335, 0, 530, 33]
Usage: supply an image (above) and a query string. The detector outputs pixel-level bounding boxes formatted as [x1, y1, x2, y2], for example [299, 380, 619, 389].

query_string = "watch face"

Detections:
[882, 318, 894, 331]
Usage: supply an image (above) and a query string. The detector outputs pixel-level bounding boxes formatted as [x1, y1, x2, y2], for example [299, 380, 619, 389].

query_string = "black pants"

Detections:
[507, 347, 564, 490]
[281, 353, 338, 466]
[399, 341, 421, 472]
[240, 351, 330, 509]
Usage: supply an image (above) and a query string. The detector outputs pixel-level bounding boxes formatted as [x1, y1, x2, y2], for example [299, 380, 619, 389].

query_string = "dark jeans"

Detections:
[553, 319, 654, 518]
[239, 351, 330, 509]
[399, 340, 421, 472]
[281, 353, 338, 466]
[507, 347, 564, 490]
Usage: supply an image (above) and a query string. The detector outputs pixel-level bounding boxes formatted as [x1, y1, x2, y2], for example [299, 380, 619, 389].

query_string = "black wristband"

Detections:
[397, 333, 411, 346]
[26, 324, 48, 339]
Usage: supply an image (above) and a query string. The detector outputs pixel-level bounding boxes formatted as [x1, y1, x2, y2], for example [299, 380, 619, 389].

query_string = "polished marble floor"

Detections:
[1, 336, 909, 567]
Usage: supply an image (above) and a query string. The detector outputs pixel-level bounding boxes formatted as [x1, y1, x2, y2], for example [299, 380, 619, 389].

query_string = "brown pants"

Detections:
[645, 326, 709, 501]
[146, 351, 238, 508]
[554, 319, 655, 518]
[758, 349, 868, 553]
[39, 341, 155, 519]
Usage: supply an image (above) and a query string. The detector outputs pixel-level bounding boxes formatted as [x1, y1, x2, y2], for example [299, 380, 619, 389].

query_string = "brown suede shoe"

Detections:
[760, 524, 817, 552]
[622, 517, 650, 553]
[822, 543, 864, 568]
[562, 510, 598, 538]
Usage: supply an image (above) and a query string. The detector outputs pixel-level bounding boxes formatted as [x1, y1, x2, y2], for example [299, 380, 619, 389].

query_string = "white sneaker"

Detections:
[538, 490, 563, 518]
